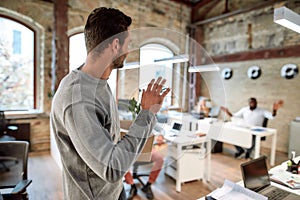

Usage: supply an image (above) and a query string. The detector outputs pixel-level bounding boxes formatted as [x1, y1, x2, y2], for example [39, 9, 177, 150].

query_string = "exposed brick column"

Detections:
[52, 0, 69, 92]
[192, 26, 204, 99]
[188, 26, 204, 111]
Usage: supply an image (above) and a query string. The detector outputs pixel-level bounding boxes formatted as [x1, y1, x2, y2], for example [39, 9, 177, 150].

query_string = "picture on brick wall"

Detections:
[247, 66, 261, 79]
[281, 64, 298, 79]
[221, 68, 233, 80]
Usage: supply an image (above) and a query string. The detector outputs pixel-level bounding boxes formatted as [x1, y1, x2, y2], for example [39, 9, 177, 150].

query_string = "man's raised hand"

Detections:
[141, 77, 171, 114]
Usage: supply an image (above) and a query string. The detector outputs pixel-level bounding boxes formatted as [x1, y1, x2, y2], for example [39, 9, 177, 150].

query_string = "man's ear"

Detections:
[112, 38, 120, 52]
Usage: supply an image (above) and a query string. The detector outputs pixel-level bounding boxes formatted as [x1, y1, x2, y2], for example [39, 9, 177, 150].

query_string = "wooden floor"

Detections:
[26, 145, 288, 200]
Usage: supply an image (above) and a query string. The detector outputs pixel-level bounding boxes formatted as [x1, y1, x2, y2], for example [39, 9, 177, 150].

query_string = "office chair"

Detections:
[0, 111, 17, 142]
[132, 161, 153, 187]
[261, 117, 268, 141]
[0, 141, 32, 200]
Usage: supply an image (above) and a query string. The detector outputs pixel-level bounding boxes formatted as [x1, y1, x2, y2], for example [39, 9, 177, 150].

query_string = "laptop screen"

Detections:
[240, 156, 271, 192]
[172, 122, 182, 131]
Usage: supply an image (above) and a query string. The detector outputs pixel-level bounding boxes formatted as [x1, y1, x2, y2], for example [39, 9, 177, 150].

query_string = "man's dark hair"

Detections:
[249, 97, 257, 102]
[84, 7, 132, 54]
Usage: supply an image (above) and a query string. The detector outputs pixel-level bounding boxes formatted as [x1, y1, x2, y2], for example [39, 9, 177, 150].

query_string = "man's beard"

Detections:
[113, 52, 127, 69]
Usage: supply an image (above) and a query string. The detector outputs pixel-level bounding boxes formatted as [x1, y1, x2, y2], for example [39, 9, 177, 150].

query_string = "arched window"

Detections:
[0, 16, 35, 111]
[69, 33, 86, 71]
[139, 43, 174, 107]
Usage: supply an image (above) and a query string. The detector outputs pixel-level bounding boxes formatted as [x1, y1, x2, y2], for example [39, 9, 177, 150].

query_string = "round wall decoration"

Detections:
[247, 66, 261, 79]
[221, 68, 233, 80]
[281, 64, 298, 79]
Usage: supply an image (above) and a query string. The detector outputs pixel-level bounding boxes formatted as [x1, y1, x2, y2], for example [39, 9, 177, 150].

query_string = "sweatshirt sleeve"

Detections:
[63, 101, 156, 183]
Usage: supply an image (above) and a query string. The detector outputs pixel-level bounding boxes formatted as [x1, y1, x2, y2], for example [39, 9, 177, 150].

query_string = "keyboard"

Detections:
[264, 188, 290, 200]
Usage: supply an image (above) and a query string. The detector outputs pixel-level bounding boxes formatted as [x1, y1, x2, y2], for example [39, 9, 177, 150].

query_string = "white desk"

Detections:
[268, 156, 300, 194]
[197, 156, 300, 200]
[198, 119, 277, 166]
[197, 180, 300, 200]
[164, 126, 211, 192]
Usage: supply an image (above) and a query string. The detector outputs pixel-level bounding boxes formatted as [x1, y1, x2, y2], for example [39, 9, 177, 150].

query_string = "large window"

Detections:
[0, 17, 34, 111]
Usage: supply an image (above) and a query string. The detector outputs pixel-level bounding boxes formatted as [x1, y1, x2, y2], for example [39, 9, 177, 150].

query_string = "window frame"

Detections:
[139, 43, 174, 107]
[0, 8, 44, 115]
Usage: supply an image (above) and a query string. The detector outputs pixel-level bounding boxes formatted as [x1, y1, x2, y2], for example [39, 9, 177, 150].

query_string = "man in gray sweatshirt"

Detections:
[50, 7, 170, 200]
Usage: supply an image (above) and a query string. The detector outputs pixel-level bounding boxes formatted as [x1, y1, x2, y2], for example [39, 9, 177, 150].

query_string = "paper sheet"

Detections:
[209, 180, 267, 200]
[270, 168, 300, 189]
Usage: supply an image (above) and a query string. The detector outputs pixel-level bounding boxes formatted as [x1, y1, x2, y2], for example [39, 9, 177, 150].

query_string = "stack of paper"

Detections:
[206, 180, 267, 200]
[270, 168, 300, 189]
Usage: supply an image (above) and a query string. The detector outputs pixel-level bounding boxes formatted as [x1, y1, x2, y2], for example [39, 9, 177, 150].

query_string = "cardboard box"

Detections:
[120, 120, 154, 162]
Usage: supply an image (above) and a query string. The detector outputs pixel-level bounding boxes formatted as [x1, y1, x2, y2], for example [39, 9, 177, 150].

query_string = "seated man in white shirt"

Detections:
[221, 97, 283, 159]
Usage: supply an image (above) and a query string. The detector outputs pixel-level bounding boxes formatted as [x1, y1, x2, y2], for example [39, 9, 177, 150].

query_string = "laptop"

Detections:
[240, 156, 300, 200]
[169, 122, 182, 134]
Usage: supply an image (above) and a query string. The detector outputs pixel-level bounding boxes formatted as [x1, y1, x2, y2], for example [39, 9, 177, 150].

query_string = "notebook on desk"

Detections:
[241, 156, 300, 200]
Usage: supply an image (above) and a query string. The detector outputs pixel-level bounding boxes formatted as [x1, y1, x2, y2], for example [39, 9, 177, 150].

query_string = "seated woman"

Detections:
[124, 135, 165, 200]
[198, 97, 210, 118]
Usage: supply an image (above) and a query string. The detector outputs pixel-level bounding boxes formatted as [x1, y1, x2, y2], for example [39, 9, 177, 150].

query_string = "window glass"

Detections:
[0, 17, 34, 110]
[139, 44, 173, 107]
[69, 33, 117, 98]
[69, 33, 86, 71]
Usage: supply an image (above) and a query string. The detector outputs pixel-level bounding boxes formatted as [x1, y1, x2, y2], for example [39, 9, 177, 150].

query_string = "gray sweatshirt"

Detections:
[50, 69, 156, 200]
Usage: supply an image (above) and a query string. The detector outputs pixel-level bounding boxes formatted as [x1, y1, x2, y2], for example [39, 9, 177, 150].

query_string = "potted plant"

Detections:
[120, 97, 140, 130]
[128, 97, 141, 120]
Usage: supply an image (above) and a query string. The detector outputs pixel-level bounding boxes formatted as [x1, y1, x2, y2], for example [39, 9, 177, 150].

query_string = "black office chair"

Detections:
[0, 141, 32, 200]
[0, 111, 17, 142]
[132, 161, 153, 187]
[261, 117, 268, 141]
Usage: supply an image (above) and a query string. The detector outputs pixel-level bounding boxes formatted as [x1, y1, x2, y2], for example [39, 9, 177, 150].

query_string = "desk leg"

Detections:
[254, 136, 261, 159]
[270, 132, 277, 166]
[176, 145, 181, 192]
[205, 139, 211, 182]
[176, 179, 181, 192]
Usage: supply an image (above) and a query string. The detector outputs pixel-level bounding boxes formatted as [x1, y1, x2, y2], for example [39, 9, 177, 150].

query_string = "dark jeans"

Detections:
[118, 186, 126, 200]
[235, 135, 255, 154]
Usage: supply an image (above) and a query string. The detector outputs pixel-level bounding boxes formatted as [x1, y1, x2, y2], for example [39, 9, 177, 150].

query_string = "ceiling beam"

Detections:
[192, 0, 220, 22]
[191, 0, 215, 22]
[170, 0, 195, 7]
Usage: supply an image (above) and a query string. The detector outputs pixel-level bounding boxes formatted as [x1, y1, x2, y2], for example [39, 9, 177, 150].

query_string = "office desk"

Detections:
[269, 156, 300, 193]
[164, 126, 211, 192]
[198, 156, 300, 200]
[198, 120, 277, 166]
[197, 179, 300, 200]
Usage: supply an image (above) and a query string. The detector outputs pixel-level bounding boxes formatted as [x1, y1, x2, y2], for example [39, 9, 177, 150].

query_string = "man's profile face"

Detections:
[113, 31, 131, 69]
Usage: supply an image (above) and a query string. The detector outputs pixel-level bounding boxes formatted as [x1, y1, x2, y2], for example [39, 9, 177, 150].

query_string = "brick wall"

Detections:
[0, 0, 191, 152]
[198, 3, 300, 152]
[203, 5, 300, 55]
[2, 0, 298, 153]
[200, 58, 300, 152]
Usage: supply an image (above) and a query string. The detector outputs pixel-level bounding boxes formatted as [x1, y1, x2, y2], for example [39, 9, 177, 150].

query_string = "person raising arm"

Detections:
[220, 98, 283, 159]
[50, 7, 170, 200]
